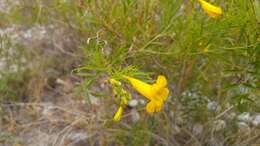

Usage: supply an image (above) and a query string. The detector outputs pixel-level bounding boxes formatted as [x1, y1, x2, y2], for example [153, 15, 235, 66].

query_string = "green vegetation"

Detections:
[0, 0, 259, 145]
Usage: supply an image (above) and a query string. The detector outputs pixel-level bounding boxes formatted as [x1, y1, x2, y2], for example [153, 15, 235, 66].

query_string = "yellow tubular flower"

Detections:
[198, 0, 223, 18]
[123, 76, 153, 100]
[124, 75, 169, 113]
[113, 106, 123, 122]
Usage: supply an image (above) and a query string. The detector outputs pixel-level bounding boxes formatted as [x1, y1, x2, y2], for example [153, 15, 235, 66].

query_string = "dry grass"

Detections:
[0, 0, 259, 146]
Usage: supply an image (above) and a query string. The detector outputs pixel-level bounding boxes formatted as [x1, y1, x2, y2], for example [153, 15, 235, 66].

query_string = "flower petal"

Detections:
[160, 88, 169, 101]
[146, 100, 163, 113]
[154, 100, 163, 112]
[124, 76, 153, 100]
[156, 75, 167, 88]
[146, 101, 156, 113]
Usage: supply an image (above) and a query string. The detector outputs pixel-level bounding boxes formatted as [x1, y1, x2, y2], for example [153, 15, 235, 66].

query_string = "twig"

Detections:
[215, 105, 234, 120]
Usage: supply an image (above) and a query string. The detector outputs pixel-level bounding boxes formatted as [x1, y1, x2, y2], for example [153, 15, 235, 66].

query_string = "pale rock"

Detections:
[207, 101, 220, 112]
[131, 109, 140, 122]
[252, 114, 260, 127]
[56, 78, 67, 85]
[237, 112, 252, 123]
[139, 99, 146, 105]
[128, 99, 138, 107]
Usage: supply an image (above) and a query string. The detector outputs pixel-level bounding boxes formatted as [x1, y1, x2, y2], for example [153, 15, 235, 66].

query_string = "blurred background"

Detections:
[0, 0, 259, 146]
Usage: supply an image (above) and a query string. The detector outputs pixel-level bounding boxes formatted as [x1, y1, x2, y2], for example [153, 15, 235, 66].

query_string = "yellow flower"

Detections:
[124, 75, 169, 113]
[198, 0, 223, 18]
[109, 78, 132, 122]
[113, 106, 123, 122]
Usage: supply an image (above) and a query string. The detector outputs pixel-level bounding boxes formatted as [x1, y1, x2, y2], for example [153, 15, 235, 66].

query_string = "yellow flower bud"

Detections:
[113, 106, 123, 122]
[109, 79, 121, 86]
